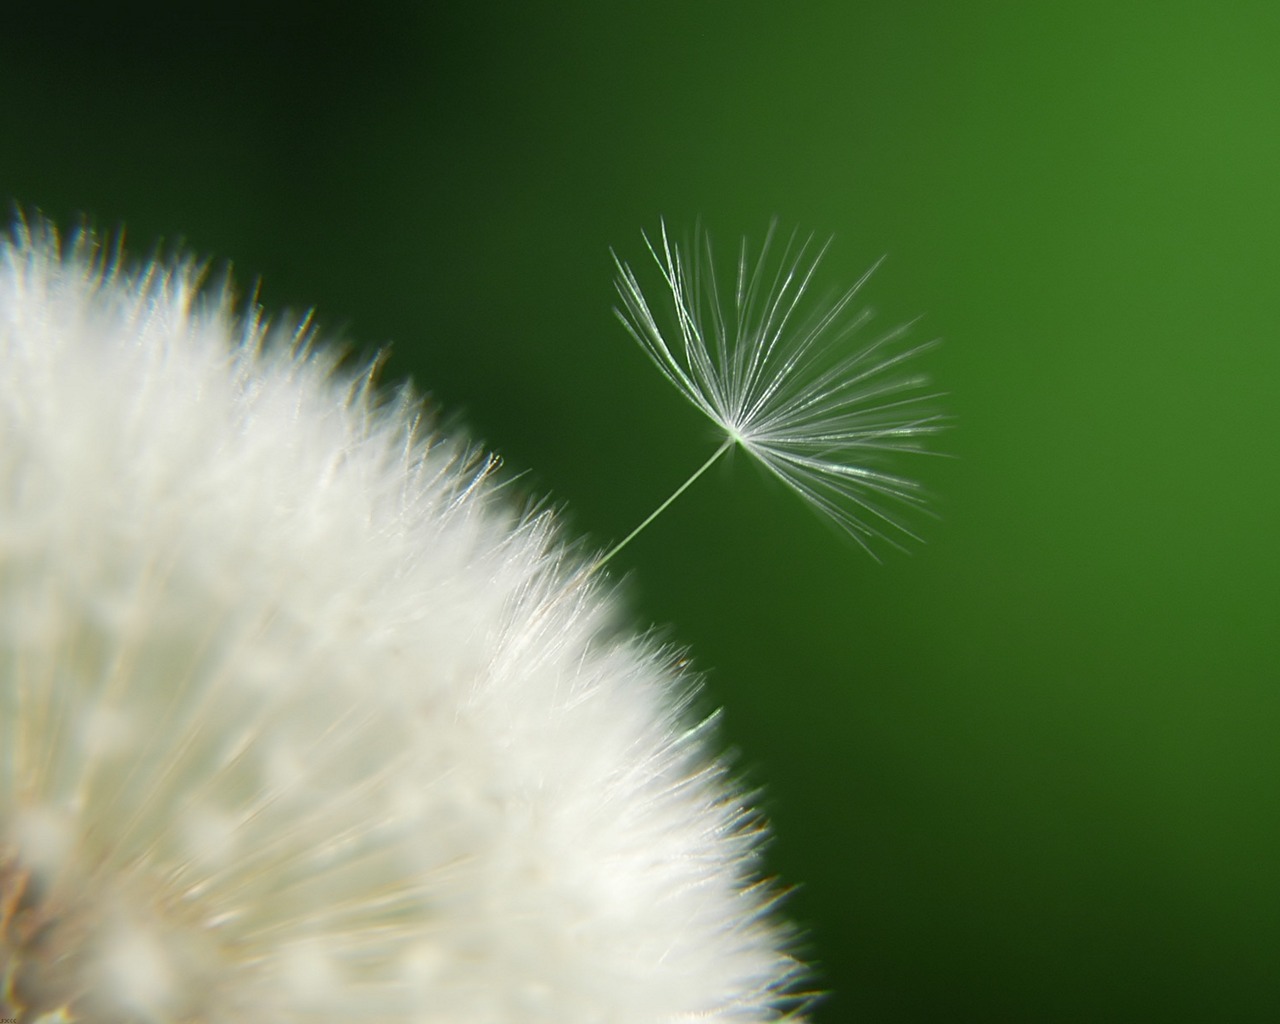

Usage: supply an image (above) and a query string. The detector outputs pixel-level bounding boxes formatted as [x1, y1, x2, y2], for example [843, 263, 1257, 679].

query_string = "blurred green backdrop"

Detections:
[5, 3, 1280, 1020]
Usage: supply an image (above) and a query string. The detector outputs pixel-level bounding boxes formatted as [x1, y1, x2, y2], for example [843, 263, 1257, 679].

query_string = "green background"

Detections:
[5, 3, 1279, 1019]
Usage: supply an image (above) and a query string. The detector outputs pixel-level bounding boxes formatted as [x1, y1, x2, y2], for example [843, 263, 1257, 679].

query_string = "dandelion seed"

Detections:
[609, 221, 946, 563]
[0, 218, 809, 1022]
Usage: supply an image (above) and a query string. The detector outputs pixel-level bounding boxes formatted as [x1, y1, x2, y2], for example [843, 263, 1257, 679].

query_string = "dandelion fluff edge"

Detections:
[0, 221, 806, 1021]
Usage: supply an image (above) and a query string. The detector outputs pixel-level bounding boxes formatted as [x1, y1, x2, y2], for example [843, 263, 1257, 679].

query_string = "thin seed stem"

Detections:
[591, 436, 735, 573]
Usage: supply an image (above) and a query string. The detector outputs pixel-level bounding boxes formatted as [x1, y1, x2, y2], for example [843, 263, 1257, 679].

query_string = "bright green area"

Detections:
[5, 4, 1280, 1019]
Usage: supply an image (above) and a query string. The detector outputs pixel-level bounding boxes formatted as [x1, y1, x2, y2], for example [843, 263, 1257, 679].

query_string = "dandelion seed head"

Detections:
[0, 219, 807, 1021]
[614, 221, 946, 555]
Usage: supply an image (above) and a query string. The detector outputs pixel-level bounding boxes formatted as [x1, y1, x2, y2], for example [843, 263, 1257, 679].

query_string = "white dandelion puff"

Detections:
[610, 221, 946, 561]
[0, 218, 808, 1021]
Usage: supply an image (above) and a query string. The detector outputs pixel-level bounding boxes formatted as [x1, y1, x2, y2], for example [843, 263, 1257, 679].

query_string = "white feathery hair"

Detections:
[614, 221, 945, 555]
[0, 219, 807, 1021]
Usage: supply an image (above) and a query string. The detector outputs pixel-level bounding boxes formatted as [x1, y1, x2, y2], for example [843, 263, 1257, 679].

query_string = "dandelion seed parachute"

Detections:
[0, 220, 806, 1022]
[613, 222, 945, 556]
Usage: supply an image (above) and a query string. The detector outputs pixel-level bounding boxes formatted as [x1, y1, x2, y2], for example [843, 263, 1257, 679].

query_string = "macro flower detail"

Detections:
[0, 220, 806, 1022]
[613, 222, 945, 556]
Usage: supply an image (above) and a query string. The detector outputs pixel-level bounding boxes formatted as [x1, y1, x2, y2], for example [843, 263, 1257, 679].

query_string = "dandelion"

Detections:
[0, 219, 808, 1021]
[609, 221, 945, 563]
